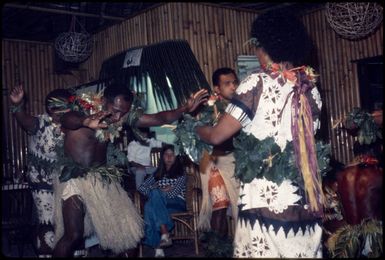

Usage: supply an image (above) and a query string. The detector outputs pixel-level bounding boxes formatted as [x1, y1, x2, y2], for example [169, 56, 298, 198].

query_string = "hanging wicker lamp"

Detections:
[55, 16, 93, 63]
[325, 2, 383, 40]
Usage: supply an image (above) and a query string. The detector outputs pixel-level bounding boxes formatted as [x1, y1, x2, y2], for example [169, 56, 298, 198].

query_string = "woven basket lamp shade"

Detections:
[55, 16, 93, 63]
[325, 2, 383, 40]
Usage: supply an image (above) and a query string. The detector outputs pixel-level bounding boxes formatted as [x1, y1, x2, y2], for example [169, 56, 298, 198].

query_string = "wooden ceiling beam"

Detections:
[4, 3, 126, 21]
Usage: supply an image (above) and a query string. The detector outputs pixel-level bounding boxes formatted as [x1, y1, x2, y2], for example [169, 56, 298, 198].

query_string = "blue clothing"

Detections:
[138, 175, 186, 200]
[138, 176, 187, 248]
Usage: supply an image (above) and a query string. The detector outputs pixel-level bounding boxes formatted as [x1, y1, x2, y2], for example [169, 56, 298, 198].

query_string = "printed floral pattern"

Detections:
[233, 220, 323, 258]
[211, 186, 228, 204]
[262, 84, 281, 104]
[234, 237, 270, 258]
[238, 177, 301, 213]
[27, 114, 62, 190]
[252, 236, 270, 256]
[237, 74, 260, 94]
[29, 114, 63, 162]
[29, 166, 53, 186]
[208, 168, 230, 210]
[32, 183, 54, 225]
[259, 183, 278, 206]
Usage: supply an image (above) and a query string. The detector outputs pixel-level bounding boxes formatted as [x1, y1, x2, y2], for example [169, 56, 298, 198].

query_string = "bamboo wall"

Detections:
[2, 3, 383, 181]
[302, 9, 383, 164]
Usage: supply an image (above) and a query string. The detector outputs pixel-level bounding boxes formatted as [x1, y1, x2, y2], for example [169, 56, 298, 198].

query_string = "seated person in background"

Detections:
[137, 144, 187, 258]
[127, 127, 164, 189]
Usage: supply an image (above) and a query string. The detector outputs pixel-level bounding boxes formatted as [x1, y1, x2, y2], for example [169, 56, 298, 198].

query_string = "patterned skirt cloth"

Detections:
[208, 168, 230, 211]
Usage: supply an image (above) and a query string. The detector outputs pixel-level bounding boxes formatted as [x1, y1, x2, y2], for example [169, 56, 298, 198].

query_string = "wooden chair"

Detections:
[134, 149, 202, 256]
[169, 163, 201, 254]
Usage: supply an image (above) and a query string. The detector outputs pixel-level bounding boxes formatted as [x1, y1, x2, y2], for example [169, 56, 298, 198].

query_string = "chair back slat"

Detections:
[150, 148, 162, 167]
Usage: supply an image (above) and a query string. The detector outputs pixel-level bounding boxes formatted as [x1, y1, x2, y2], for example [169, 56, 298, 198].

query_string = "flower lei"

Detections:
[263, 62, 318, 86]
[206, 94, 228, 123]
[48, 92, 101, 114]
[48, 91, 125, 143]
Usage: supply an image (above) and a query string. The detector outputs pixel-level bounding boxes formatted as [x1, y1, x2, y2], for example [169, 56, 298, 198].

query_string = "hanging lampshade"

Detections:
[325, 2, 383, 40]
[55, 16, 93, 63]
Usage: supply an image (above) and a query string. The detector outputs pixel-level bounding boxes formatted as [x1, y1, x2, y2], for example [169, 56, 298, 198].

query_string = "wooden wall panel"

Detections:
[302, 8, 383, 164]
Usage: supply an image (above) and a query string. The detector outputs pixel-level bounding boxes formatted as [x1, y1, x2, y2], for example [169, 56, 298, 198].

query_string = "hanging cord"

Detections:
[69, 15, 75, 32]
[69, 15, 88, 34]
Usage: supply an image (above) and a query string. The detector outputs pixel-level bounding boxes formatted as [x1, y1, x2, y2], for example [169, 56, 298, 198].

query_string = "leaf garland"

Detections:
[327, 219, 383, 258]
[55, 142, 126, 184]
[174, 113, 213, 164]
[233, 131, 331, 185]
[123, 102, 145, 142]
[59, 160, 126, 184]
[174, 98, 229, 163]
[106, 142, 128, 167]
[345, 107, 382, 145]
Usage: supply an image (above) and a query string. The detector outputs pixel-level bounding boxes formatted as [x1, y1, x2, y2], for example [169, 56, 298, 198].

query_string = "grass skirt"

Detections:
[53, 172, 144, 254]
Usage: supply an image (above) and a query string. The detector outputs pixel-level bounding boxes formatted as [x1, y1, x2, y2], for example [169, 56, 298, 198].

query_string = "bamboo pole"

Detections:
[223, 9, 232, 68]
[322, 12, 339, 160]
[190, 4, 200, 71]
[315, 11, 332, 142]
[159, 5, 167, 41]
[201, 4, 210, 83]
[5, 3, 126, 21]
[341, 37, 353, 162]
[208, 5, 216, 83]
[3, 41, 11, 180]
[9, 43, 19, 181]
[187, 3, 195, 55]
[166, 4, 174, 40]
[148, 7, 156, 43]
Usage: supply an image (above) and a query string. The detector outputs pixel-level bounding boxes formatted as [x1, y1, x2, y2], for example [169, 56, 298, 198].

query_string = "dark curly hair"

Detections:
[250, 9, 312, 66]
